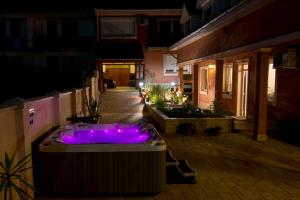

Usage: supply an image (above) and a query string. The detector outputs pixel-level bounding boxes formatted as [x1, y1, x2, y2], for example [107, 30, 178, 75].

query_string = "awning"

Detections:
[96, 41, 144, 60]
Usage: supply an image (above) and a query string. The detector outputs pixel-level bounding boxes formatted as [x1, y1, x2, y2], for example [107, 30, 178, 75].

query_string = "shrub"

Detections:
[159, 101, 227, 119]
[156, 99, 166, 110]
[145, 84, 168, 105]
[212, 100, 225, 117]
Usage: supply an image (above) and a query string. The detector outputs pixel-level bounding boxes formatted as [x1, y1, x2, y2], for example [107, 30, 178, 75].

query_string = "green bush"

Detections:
[159, 101, 226, 118]
[156, 98, 166, 110]
[209, 100, 225, 117]
[145, 84, 168, 105]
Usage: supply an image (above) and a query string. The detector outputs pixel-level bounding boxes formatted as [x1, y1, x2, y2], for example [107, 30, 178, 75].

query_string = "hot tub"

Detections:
[38, 123, 166, 194]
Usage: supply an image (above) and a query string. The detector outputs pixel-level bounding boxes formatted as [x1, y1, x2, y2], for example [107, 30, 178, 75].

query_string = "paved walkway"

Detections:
[99, 87, 149, 124]
[38, 87, 300, 200]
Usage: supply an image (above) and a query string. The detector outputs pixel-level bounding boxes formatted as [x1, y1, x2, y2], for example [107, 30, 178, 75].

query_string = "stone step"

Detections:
[166, 149, 179, 166]
[166, 159, 197, 184]
[177, 159, 196, 178]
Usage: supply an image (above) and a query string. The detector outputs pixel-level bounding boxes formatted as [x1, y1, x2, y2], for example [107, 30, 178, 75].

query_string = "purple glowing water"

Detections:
[60, 123, 151, 144]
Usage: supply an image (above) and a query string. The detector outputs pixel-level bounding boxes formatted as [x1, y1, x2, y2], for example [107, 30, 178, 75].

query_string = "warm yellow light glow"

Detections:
[208, 64, 215, 69]
[102, 62, 135, 65]
[267, 59, 276, 102]
[130, 64, 135, 73]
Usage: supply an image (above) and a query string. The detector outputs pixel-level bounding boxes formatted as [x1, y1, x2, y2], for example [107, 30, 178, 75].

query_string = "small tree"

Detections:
[0, 151, 34, 200]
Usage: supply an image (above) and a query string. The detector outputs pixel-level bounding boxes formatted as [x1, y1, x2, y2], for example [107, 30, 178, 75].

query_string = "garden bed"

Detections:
[147, 105, 234, 134]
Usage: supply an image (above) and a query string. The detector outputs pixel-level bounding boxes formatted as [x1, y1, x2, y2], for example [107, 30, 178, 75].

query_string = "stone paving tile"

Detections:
[37, 88, 300, 200]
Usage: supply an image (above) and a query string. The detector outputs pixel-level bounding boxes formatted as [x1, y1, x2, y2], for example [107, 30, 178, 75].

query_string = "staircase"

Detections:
[166, 149, 197, 184]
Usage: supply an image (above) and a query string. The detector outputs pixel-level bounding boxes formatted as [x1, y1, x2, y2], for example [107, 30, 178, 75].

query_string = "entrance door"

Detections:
[236, 62, 249, 119]
[106, 68, 130, 86]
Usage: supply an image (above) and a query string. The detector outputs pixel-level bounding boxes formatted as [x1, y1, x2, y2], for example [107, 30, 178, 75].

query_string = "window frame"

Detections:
[222, 62, 233, 98]
[267, 58, 277, 105]
[100, 17, 137, 39]
[199, 66, 208, 95]
[157, 18, 181, 35]
[163, 54, 179, 76]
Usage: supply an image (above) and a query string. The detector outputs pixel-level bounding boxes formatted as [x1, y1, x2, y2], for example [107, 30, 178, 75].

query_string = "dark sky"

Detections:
[0, 0, 187, 12]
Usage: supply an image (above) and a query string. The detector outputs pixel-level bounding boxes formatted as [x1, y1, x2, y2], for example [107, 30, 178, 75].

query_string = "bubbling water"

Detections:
[60, 123, 151, 144]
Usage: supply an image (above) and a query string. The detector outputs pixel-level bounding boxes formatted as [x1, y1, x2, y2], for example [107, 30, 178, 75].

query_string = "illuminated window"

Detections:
[222, 63, 233, 96]
[200, 67, 208, 94]
[164, 54, 178, 76]
[183, 65, 192, 74]
[267, 59, 276, 103]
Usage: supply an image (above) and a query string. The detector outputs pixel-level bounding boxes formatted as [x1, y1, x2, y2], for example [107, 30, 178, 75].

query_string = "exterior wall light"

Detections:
[139, 81, 144, 88]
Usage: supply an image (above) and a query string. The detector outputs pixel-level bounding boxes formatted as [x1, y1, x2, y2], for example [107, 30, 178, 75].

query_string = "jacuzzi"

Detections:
[38, 123, 166, 194]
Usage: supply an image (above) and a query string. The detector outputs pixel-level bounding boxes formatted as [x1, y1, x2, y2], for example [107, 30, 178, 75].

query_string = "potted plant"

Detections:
[84, 95, 101, 123]
[0, 151, 34, 200]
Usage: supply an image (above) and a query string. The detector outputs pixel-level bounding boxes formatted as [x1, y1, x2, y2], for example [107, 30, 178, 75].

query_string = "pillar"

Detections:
[193, 63, 199, 106]
[253, 50, 270, 141]
[215, 59, 223, 102]
[179, 67, 184, 93]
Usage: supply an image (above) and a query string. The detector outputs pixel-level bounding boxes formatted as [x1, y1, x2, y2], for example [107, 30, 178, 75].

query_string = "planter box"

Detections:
[147, 105, 233, 134]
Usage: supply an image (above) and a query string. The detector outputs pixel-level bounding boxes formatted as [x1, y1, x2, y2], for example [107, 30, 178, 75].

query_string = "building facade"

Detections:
[0, 7, 96, 102]
[0, 1, 184, 103]
[171, 0, 300, 142]
[95, 8, 183, 90]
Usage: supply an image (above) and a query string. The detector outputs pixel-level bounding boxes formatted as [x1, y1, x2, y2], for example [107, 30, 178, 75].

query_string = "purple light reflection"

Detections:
[60, 123, 151, 144]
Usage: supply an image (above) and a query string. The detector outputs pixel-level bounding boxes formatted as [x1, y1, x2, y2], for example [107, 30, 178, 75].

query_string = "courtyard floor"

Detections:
[37, 87, 300, 200]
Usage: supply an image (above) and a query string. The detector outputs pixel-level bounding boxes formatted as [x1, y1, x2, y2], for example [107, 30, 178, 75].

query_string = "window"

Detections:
[183, 65, 192, 74]
[11, 20, 21, 37]
[78, 20, 94, 37]
[159, 21, 171, 35]
[203, 6, 212, 22]
[47, 21, 57, 37]
[11, 39, 20, 49]
[163, 54, 178, 76]
[0, 21, 6, 38]
[267, 59, 276, 103]
[200, 67, 208, 94]
[222, 63, 233, 96]
[101, 17, 136, 38]
[62, 21, 78, 38]
[157, 18, 182, 35]
[173, 20, 182, 35]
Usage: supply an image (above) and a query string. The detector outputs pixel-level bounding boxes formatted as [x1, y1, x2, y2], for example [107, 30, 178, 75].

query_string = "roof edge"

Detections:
[95, 9, 182, 16]
[169, 0, 276, 51]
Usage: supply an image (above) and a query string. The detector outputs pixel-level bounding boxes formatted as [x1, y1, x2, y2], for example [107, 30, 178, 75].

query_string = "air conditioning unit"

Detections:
[273, 48, 299, 68]
[137, 17, 148, 26]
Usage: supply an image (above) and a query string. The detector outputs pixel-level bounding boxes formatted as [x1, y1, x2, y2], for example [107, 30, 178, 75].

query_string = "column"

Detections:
[253, 50, 270, 141]
[193, 63, 199, 106]
[215, 59, 223, 102]
[179, 67, 184, 93]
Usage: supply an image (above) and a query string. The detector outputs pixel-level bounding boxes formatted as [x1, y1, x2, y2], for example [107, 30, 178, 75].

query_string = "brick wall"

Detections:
[268, 68, 300, 121]
[177, 0, 300, 63]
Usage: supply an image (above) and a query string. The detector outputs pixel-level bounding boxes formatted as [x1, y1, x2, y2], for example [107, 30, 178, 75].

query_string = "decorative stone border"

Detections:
[147, 105, 234, 134]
